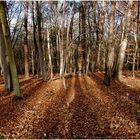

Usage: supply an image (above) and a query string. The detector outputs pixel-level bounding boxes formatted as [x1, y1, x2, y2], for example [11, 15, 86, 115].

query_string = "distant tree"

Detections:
[78, 1, 86, 75]
[113, 0, 133, 80]
[24, 1, 29, 77]
[36, 1, 46, 81]
[47, 26, 53, 79]
[60, 0, 66, 78]
[95, 0, 105, 72]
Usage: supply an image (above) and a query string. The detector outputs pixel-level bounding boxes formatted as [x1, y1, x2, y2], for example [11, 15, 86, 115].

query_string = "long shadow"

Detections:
[67, 75, 111, 139]
[21, 80, 43, 100]
[0, 79, 43, 107]
[90, 73, 140, 104]
[0, 76, 34, 90]
[89, 73, 140, 126]
[0, 77, 35, 99]
[0, 80, 44, 132]
[19, 77, 35, 87]
[28, 78, 73, 139]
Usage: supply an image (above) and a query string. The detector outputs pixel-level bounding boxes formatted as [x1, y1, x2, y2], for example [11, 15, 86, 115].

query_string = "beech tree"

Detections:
[24, 1, 29, 77]
[0, 19, 11, 90]
[78, 1, 86, 75]
[114, 0, 133, 80]
[36, 1, 46, 81]
[0, 1, 20, 97]
[95, 0, 105, 72]
[47, 26, 53, 79]
[104, 1, 116, 86]
[65, 1, 74, 74]
[60, 0, 66, 78]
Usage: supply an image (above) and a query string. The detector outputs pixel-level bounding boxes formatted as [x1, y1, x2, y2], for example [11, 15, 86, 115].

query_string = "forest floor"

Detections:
[0, 73, 140, 139]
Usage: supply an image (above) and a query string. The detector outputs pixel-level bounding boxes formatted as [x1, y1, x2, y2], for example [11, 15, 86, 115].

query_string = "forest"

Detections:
[0, 0, 140, 139]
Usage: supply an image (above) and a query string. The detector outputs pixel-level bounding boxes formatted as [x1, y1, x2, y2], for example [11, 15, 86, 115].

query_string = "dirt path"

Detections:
[1, 74, 140, 138]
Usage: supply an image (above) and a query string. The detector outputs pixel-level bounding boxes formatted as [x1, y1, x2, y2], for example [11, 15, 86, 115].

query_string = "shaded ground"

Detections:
[0, 73, 140, 138]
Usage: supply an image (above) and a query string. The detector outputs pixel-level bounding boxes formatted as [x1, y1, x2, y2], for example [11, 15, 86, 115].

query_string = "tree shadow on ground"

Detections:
[29, 79, 71, 139]
[0, 79, 44, 134]
[89, 73, 140, 129]
[19, 77, 35, 87]
[68, 75, 111, 139]
[31, 76, 112, 139]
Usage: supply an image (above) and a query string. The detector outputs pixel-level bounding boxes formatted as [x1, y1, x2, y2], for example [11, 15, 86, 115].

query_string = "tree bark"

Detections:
[0, 1, 20, 97]
[104, 1, 116, 86]
[47, 26, 53, 79]
[24, 1, 29, 77]
[36, 1, 46, 81]
[60, 0, 66, 78]
[65, 1, 74, 74]
[95, 0, 105, 72]
[78, 2, 86, 75]
[0, 19, 12, 90]
[132, 2, 138, 78]
[32, 1, 38, 75]
[116, 0, 133, 80]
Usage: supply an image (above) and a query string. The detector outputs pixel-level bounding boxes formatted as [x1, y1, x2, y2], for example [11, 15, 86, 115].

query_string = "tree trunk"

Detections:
[104, 1, 116, 86]
[0, 19, 12, 90]
[36, 1, 46, 81]
[132, 2, 138, 78]
[132, 27, 138, 78]
[78, 2, 86, 75]
[65, 1, 74, 74]
[31, 45, 34, 75]
[81, 2, 86, 73]
[0, 1, 20, 97]
[32, 1, 38, 75]
[116, 0, 133, 80]
[60, 0, 66, 78]
[137, 48, 139, 70]
[95, 0, 105, 72]
[78, 2, 82, 75]
[47, 26, 53, 79]
[24, 1, 29, 77]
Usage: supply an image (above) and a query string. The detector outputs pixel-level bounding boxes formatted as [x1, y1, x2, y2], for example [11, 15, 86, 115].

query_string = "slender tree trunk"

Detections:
[54, 1, 59, 73]
[86, 45, 90, 74]
[69, 12, 74, 74]
[132, 22, 138, 78]
[60, 0, 66, 78]
[78, 2, 82, 75]
[81, 2, 86, 73]
[59, 0, 66, 89]
[86, 5, 92, 74]
[0, 19, 12, 90]
[47, 26, 53, 79]
[24, 1, 29, 77]
[56, 33, 59, 72]
[31, 45, 34, 75]
[0, 1, 20, 97]
[91, 1, 97, 72]
[65, 2, 74, 74]
[116, 0, 133, 80]
[95, 0, 105, 72]
[78, 2, 86, 75]
[104, 1, 116, 86]
[32, 2, 38, 75]
[36, 1, 46, 81]
[132, 2, 138, 78]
